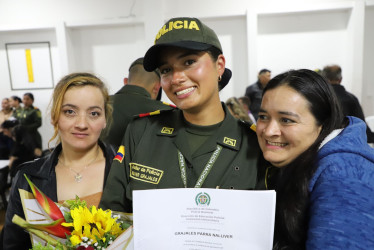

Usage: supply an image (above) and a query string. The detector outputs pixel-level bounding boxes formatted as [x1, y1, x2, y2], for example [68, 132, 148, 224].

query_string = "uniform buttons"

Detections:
[230, 186, 234, 189]
[234, 166, 240, 171]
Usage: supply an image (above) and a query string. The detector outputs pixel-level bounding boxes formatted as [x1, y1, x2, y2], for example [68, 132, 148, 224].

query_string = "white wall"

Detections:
[257, 9, 350, 82]
[69, 23, 146, 93]
[0, 0, 373, 150]
[203, 17, 248, 102]
[363, 4, 374, 116]
[0, 29, 59, 148]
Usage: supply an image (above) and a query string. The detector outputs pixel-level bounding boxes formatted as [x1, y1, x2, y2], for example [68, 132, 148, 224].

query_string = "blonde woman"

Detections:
[3, 72, 115, 249]
[225, 97, 253, 123]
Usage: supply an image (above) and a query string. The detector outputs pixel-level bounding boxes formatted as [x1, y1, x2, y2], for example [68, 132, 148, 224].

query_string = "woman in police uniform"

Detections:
[20, 93, 43, 156]
[100, 17, 261, 213]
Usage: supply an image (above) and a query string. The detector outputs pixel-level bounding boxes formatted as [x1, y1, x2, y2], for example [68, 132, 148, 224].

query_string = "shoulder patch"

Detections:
[161, 127, 174, 134]
[137, 108, 174, 118]
[138, 110, 161, 118]
[223, 137, 237, 147]
[162, 101, 177, 108]
[114, 145, 125, 163]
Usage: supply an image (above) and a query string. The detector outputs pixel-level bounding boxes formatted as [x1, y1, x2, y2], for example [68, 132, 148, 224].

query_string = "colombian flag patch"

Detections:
[114, 146, 125, 163]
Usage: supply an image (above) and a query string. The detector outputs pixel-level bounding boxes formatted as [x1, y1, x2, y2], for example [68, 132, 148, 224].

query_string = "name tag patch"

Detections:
[223, 137, 236, 147]
[161, 127, 174, 134]
[130, 163, 164, 184]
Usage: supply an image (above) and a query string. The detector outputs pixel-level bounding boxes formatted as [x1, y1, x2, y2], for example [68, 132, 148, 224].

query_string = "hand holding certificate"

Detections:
[133, 188, 276, 250]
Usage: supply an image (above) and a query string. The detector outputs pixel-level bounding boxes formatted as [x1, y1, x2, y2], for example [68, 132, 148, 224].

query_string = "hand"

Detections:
[34, 148, 42, 157]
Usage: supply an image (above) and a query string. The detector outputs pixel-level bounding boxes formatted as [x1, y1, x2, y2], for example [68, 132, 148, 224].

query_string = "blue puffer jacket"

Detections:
[307, 116, 374, 249]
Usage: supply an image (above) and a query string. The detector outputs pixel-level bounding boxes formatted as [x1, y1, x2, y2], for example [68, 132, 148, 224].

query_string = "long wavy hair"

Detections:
[225, 97, 252, 122]
[263, 69, 343, 249]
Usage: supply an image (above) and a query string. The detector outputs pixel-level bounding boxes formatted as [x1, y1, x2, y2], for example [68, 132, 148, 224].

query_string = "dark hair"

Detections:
[259, 68, 271, 75]
[10, 96, 22, 103]
[263, 69, 343, 249]
[238, 96, 251, 107]
[206, 46, 221, 61]
[24, 92, 34, 101]
[322, 65, 342, 82]
[225, 97, 251, 122]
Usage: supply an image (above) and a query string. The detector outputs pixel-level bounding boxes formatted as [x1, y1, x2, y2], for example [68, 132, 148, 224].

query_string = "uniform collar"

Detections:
[214, 103, 242, 151]
[24, 105, 34, 110]
[155, 103, 242, 161]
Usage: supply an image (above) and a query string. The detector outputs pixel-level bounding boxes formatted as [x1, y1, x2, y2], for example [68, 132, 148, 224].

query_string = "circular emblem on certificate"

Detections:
[195, 192, 211, 206]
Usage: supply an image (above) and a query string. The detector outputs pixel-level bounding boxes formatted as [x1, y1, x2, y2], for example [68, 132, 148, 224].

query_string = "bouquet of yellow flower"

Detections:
[12, 174, 133, 250]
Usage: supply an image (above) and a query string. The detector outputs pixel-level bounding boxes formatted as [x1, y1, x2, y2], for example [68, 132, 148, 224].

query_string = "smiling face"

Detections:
[57, 85, 106, 152]
[158, 47, 225, 115]
[2, 99, 10, 111]
[256, 85, 322, 167]
[9, 97, 19, 109]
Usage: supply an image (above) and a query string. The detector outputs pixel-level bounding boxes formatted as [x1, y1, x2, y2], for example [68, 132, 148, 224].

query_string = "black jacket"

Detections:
[331, 84, 374, 143]
[245, 81, 263, 120]
[2, 141, 115, 250]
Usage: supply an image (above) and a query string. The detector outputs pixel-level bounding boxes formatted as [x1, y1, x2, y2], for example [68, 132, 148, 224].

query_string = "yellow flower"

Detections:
[70, 235, 81, 246]
[66, 205, 125, 246]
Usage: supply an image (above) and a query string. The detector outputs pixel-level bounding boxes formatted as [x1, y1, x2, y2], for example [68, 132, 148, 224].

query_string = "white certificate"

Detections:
[0, 160, 9, 170]
[133, 188, 276, 250]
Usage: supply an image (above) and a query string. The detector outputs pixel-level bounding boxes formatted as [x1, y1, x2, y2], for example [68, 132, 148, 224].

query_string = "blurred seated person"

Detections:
[2, 72, 115, 249]
[1, 120, 35, 179]
[9, 96, 22, 120]
[0, 130, 12, 159]
[225, 97, 254, 124]
[238, 96, 256, 124]
[0, 98, 15, 158]
[0, 98, 13, 130]
[19, 93, 43, 157]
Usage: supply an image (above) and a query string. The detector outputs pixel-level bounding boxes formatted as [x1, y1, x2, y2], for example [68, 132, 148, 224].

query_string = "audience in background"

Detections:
[2, 72, 116, 249]
[256, 69, 374, 249]
[322, 64, 374, 143]
[18, 93, 43, 157]
[9, 96, 22, 120]
[238, 96, 256, 124]
[245, 68, 271, 120]
[225, 97, 253, 123]
[1, 120, 35, 179]
[0, 98, 13, 129]
[101, 57, 174, 149]
[0, 98, 14, 159]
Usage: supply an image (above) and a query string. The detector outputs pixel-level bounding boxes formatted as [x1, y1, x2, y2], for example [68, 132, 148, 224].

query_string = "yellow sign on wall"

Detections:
[25, 49, 34, 83]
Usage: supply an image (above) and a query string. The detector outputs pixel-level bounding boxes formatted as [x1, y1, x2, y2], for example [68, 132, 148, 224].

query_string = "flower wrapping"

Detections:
[13, 175, 133, 249]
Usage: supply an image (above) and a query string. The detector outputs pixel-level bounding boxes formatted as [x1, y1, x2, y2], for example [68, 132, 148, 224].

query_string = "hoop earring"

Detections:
[218, 75, 222, 82]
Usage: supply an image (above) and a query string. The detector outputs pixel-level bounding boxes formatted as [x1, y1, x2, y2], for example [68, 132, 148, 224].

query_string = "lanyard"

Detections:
[177, 145, 222, 188]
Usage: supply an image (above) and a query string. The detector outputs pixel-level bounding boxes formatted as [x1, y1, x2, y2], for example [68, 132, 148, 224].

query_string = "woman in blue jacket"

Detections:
[256, 69, 374, 249]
